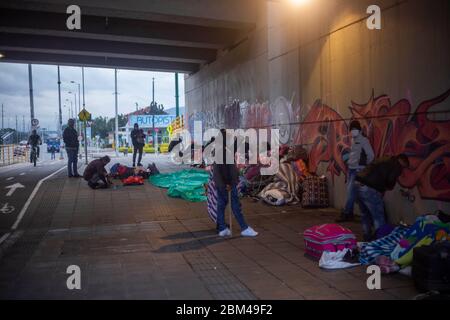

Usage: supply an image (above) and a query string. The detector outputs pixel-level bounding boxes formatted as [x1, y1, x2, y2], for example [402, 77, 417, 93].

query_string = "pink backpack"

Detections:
[303, 224, 357, 259]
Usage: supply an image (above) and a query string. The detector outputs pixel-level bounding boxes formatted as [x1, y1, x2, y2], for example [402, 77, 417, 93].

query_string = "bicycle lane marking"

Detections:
[0, 165, 66, 245]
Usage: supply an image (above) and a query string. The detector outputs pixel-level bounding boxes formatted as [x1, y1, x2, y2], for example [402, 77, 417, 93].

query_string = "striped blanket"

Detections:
[259, 162, 300, 205]
[359, 226, 409, 265]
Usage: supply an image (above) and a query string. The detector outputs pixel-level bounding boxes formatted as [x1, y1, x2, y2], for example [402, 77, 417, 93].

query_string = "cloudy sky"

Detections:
[0, 62, 185, 131]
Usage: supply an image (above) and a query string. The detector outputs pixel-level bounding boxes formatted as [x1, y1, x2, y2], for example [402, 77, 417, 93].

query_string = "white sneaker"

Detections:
[241, 227, 258, 237]
[218, 228, 231, 237]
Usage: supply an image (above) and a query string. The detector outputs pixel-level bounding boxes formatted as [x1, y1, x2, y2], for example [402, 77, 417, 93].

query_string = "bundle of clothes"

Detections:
[359, 211, 450, 274]
[236, 145, 329, 208]
[110, 162, 160, 186]
[307, 211, 450, 276]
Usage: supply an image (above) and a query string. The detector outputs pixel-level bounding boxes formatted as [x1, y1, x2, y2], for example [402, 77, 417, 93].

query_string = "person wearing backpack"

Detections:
[336, 120, 374, 222]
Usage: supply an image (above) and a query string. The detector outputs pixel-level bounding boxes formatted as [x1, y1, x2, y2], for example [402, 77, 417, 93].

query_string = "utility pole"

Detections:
[114, 69, 119, 156]
[175, 73, 180, 118]
[82, 67, 85, 108]
[28, 64, 34, 130]
[152, 77, 155, 149]
[22, 115, 25, 142]
[57, 66, 63, 135]
[1, 103, 4, 129]
[81, 67, 87, 165]
[15, 115, 18, 143]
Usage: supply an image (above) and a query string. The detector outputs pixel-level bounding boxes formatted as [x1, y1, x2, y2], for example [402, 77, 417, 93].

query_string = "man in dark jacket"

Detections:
[84, 156, 111, 189]
[130, 123, 145, 167]
[212, 130, 258, 238]
[63, 119, 80, 177]
[27, 129, 42, 160]
[355, 154, 410, 241]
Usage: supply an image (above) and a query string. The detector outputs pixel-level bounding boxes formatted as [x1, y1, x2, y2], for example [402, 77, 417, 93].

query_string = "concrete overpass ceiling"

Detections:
[0, 0, 258, 73]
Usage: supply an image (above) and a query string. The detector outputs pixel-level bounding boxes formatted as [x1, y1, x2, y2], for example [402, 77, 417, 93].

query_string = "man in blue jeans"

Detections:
[63, 119, 81, 178]
[212, 130, 258, 237]
[337, 120, 374, 222]
[355, 154, 410, 241]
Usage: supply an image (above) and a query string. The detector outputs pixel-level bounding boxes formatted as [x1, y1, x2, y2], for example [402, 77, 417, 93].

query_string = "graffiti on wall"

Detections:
[187, 89, 450, 202]
[294, 89, 450, 202]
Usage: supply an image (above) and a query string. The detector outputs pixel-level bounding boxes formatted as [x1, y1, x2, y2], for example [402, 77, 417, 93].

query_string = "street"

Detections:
[0, 144, 66, 243]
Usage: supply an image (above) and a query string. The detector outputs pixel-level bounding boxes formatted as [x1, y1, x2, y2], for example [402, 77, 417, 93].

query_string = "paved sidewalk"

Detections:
[0, 154, 419, 300]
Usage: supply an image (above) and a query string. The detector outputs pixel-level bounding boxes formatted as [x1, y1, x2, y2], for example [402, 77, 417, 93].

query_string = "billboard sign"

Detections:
[128, 115, 177, 128]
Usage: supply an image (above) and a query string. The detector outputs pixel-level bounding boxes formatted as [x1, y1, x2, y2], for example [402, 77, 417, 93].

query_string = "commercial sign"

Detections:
[128, 115, 177, 128]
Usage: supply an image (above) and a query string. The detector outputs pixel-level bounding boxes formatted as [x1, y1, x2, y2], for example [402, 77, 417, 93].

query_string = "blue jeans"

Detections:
[66, 148, 79, 176]
[216, 185, 248, 232]
[356, 183, 386, 238]
[343, 169, 358, 216]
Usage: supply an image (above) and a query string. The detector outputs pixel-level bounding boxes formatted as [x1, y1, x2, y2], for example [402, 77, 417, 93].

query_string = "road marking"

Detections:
[11, 166, 66, 230]
[0, 232, 10, 245]
[0, 203, 15, 214]
[19, 173, 26, 176]
[5, 183, 25, 197]
[6, 177, 14, 181]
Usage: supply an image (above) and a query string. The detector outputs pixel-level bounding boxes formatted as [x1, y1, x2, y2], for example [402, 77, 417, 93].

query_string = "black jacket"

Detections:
[131, 129, 145, 147]
[63, 127, 79, 149]
[213, 164, 239, 189]
[355, 156, 403, 193]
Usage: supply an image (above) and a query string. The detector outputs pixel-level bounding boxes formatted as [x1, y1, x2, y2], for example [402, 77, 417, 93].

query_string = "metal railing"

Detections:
[0, 144, 29, 167]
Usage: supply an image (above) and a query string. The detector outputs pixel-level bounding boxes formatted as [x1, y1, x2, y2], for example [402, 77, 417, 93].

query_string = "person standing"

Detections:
[50, 145, 56, 160]
[63, 119, 81, 178]
[337, 120, 374, 222]
[355, 154, 410, 241]
[131, 123, 145, 167]
[213, 130, 258, 238]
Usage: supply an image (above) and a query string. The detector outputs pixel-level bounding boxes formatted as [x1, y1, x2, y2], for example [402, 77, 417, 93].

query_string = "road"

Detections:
[0, 145, 67, 241]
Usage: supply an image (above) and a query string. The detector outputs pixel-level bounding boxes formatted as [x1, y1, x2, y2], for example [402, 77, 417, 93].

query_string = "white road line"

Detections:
[6, 177, 14, 181]
[0, 232, 10, 245]
[0, 166, 66, 247]
[11, 166, 66, 230]
[19, 173, 26, 176]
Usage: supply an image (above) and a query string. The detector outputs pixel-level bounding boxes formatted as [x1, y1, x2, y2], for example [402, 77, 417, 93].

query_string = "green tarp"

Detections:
[149, 169, 210, 202]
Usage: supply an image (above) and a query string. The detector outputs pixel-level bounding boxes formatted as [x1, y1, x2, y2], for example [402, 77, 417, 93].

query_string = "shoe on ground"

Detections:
[68, 175, 74, 178]
[218, 228, 231, 237]
[241, 227, 258, 237]
[73, 174, 82, 178]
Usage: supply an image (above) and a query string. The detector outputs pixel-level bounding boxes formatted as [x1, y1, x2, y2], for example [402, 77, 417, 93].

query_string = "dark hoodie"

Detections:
[212, 132, 239, 189]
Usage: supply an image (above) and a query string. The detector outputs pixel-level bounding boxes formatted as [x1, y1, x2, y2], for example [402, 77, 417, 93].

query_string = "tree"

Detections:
[91, 114, 129, 139]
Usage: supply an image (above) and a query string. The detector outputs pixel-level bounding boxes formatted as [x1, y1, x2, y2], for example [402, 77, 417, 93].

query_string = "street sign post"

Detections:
[78, 108, 91, 165]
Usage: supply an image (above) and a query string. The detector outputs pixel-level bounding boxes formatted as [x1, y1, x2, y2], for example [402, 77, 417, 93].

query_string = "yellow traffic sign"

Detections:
[78, 108, 91, 122]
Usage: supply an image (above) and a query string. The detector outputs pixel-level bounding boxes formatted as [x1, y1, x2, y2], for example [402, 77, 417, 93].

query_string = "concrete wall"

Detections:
[185, 0, 450, 224]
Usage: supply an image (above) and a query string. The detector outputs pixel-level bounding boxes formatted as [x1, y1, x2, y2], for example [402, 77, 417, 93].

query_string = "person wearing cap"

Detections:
[336, 120, 374, 222]
[355, 154, 410, 241]
[83, 156, 112, 189]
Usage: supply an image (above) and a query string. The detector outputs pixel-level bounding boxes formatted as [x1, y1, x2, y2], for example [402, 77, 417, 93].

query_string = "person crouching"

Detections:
[84, 156, 112, 189]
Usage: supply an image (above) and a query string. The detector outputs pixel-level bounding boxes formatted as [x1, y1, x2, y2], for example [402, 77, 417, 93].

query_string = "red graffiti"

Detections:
[295, 90, 450, 202]
[243, 102, 272, 129]
[293, 100, 350, 179]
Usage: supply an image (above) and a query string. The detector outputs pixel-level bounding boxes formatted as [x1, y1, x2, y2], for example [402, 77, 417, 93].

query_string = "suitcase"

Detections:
[412, 241, 450, 293]
[301, 176, 329, 208]
[304, 224, 357, 259]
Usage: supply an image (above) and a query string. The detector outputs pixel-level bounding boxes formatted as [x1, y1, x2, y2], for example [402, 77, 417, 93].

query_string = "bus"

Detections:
[46, 135, 61, 153]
